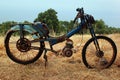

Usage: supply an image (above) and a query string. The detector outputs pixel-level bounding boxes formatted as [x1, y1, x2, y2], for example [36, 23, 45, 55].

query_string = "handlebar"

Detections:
[76, 7, 84, 14]
[73, 7, 84, 23]
[73, 7, 95, 24]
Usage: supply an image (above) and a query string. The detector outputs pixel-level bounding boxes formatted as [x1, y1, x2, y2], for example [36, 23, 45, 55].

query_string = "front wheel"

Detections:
[4, 30, 44, 64]
[82, 36, 117, 69]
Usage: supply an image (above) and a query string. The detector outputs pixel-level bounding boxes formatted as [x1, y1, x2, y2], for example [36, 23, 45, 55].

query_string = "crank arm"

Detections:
[30, 38, 46, 43]
[30, 39, 41, 43]
[30, 46, 40, 50]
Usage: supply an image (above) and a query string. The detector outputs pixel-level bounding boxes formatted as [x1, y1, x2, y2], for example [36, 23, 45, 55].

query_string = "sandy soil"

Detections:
[0, 34, 120, 80]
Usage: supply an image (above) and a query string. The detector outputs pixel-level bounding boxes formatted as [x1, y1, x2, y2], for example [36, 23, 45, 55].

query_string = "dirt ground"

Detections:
[0, 34, 120, 80]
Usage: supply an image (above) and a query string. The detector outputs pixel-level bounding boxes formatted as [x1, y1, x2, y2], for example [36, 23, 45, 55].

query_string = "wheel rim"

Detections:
[6, 31, 42, 63]
[84, 37, 116, 69]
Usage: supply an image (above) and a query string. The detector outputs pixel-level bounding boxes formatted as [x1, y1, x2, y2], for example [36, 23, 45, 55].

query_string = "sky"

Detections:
[0, 0, 120, 27]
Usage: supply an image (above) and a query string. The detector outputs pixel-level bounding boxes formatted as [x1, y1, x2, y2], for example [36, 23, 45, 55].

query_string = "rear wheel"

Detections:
[4, 30, 44, 64]
[82, 36, 117, 69]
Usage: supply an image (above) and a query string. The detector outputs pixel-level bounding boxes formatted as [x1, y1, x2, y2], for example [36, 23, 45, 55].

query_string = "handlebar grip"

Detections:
[76, 7, 84, 14]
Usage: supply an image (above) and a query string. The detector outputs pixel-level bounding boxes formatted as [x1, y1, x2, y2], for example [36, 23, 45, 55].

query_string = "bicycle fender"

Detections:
[10, 25, 44, 39]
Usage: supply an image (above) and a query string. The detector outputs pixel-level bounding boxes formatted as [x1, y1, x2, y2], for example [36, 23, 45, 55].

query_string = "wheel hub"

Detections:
[16, 38, 31, 52]
[96, 50, 104, 58]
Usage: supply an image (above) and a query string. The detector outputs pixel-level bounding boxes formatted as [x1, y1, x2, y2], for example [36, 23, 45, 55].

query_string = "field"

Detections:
[0, 34, 120, 80]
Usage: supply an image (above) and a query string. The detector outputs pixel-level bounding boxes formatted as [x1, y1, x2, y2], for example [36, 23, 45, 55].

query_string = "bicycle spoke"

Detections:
[82, 36, 117, 69]
[5, 30, 44, 64]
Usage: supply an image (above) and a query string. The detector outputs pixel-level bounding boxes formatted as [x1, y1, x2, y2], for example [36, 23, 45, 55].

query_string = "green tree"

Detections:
[0, 21, 17, 35]
[58, 20, 75, 33]
[94, 19, 107, 34]
[35, 8, 59, 34]
[93, 19, 120, 34]
[23, 21, 31, 24]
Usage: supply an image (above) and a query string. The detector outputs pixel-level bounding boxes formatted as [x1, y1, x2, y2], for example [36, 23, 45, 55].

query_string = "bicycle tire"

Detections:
[82, 36, 117, 69]
[4, 30, 44, 64]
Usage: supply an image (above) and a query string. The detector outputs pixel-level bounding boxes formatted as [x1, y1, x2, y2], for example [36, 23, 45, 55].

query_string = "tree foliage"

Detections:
[35, 8, 59, 34]
[93, 19, 120, 34]
[0, 8, 120, 36]
[0, 21, 17, 35]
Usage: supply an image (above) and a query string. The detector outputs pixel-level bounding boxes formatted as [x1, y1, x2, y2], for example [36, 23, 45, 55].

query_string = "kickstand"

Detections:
[43, 49, 48, 68]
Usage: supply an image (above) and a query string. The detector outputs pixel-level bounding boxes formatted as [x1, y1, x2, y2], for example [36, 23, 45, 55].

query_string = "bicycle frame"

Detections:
[45, 21, 84, 46]
[10, 19, 100, 51]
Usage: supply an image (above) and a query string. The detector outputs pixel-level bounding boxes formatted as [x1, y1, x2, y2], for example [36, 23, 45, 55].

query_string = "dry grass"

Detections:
[0, 34, 120, 80]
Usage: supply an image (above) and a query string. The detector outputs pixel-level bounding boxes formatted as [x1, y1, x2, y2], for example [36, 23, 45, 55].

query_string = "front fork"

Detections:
[19, 24, 24, 39]
[89, 25, 105, 58]
[88, 25, 107, 65]
[88, 25, 101, 51]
